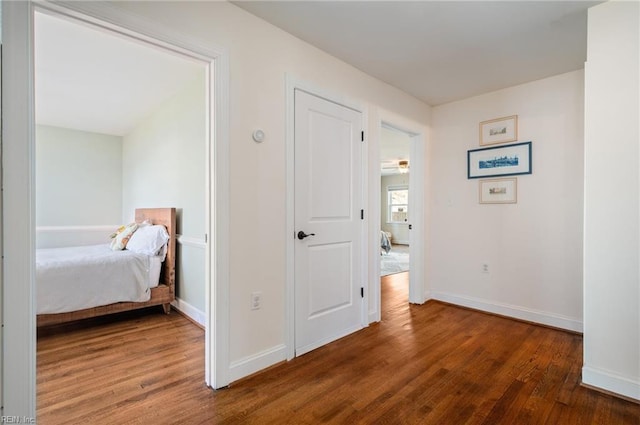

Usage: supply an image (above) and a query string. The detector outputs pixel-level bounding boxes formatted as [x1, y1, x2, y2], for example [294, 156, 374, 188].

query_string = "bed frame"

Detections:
[37, 208, 177, 327]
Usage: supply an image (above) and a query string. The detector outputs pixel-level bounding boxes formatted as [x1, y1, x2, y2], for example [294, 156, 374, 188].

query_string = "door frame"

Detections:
[285, 75, 368, 360]
[369, 111, 427, 322]
[1, 1, 230, 416]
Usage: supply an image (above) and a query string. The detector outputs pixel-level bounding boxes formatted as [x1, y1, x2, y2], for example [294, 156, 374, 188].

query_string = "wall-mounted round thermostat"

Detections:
[252, 129, 265, 143]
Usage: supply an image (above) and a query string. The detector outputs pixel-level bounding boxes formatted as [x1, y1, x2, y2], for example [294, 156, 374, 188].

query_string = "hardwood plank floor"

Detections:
[37, 273, 639, 424]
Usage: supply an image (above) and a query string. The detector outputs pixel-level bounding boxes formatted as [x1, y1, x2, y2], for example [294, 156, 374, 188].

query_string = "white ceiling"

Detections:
[233, 0, 600, 106]
[381, 126, 411, 176]
[35, 11, 204, 136]
[34, 1, 599, 166]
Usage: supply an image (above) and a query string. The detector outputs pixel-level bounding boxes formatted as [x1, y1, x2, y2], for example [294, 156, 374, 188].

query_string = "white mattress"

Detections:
[36, 244, 164, 314]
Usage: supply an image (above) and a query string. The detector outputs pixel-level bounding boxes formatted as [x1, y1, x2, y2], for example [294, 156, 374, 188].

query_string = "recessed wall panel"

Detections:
[307, 242, 352, 319]
[308, 110, 352, 221]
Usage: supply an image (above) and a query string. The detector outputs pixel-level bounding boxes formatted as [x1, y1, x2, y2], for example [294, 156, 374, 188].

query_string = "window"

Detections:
[387, 186, 409, 223]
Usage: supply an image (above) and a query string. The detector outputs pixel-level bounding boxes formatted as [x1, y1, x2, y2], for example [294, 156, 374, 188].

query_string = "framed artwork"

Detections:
[480, 115, 518, 146]
[479, 178, 517, 204]
[468, 141, 531, 179]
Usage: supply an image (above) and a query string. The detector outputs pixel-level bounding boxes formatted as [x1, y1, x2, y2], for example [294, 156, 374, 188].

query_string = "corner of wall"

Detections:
[583, 0, 640, 401]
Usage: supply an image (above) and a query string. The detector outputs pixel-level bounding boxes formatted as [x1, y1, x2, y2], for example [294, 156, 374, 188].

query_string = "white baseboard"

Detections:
[430, 291, 583, 333]
[171, 297, 206, 328]
[422, 290, 432, 303]
[582, 365, 640, 401]
[229, 344, 287, 383]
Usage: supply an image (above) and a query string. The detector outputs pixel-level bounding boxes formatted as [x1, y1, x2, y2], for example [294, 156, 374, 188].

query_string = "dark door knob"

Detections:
[297, 231, 316, 240]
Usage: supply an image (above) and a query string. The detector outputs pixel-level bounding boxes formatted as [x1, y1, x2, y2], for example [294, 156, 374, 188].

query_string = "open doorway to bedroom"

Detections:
[33, 8, 210, 420]
[380, 125, 412, 306]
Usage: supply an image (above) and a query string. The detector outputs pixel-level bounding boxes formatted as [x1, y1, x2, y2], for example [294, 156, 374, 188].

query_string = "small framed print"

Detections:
[479, 178, 517, 204]
[480, 115, 518, 146]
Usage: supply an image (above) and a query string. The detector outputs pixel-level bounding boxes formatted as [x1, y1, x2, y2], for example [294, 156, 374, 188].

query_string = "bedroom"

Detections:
[2, 0, 638, 419]
[380, 125, 412, 279]
[34, 11, 209, 326]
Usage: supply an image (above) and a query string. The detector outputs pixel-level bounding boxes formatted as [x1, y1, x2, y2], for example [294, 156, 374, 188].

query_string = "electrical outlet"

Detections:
[251, 292, 262, 310]
[482, 263, 489, 273]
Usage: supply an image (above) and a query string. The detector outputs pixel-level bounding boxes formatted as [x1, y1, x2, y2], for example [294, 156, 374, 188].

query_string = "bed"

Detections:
[381, 231, 391, 254]
[36, 208, 176, 327]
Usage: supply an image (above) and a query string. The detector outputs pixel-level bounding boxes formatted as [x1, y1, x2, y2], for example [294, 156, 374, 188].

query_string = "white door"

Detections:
[294, 89, 363, 356]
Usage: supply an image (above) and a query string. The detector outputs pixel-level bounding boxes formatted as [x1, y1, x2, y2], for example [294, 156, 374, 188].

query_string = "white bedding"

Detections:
[36, 244, 163, 314]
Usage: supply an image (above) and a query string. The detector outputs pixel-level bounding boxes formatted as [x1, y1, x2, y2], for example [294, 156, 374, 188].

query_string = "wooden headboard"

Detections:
[135, 208, 176, 288]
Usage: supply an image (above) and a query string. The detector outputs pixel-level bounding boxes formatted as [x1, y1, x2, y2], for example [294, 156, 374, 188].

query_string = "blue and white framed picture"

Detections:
[467, 141, 532, 179]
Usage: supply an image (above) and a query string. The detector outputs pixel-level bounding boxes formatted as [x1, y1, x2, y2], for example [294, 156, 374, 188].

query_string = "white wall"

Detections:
[35, 125, 122, 226]
[35, 125, 122, 248]
[123, 73, 207, 315]
[429, 70, 585, 332]
[381, 173, 410, 244]
[109, 1, 431, 374]
[583, 0, 639, 401]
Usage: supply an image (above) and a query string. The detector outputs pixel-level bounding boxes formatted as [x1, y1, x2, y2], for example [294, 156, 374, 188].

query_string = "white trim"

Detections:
[35, 228, 209, 250]
[35, 225, 118, 248]
[1, 1, 37, 418]
[406, 128, 426, 305]
[285, 74, 368, 361]
[582, 365, 640, 401]
[210, 33, 231, 390]
[431, 290, 584, 333]
[176, 235, 207, 250]
[369, 113, 382, 322]
[172, 297, 206, 328]
[285, 75, 295, 361]
[229, 344, 287, 383]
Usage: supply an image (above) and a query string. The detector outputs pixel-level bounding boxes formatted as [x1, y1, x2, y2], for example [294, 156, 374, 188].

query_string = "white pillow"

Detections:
[126, 225, 169, 256]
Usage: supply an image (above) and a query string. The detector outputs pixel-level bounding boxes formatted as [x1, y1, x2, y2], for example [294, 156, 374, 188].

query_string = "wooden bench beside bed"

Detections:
[37, 208, 176, 327]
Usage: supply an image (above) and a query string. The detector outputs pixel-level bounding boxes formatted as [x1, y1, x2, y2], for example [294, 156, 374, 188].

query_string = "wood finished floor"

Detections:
[37, 273, 640, 424]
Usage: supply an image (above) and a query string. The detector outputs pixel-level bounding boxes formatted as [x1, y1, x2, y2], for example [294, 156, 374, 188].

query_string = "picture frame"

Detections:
[467, 141, 531, 179]
[479, 177, 517, 204]
[480, 115, 518, 146]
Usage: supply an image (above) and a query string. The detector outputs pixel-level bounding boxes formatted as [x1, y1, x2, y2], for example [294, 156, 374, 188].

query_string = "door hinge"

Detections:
[361, 287, 364, 298]
[360, 209, 364, 220]
[361, 131, 364, 142]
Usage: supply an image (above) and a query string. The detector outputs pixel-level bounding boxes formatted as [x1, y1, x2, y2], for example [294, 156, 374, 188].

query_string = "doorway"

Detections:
[33, 5, 209, 408]
[2, 2, 230, 416]
[380, 125, 412, 284]
[373, 117, 426, 322]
